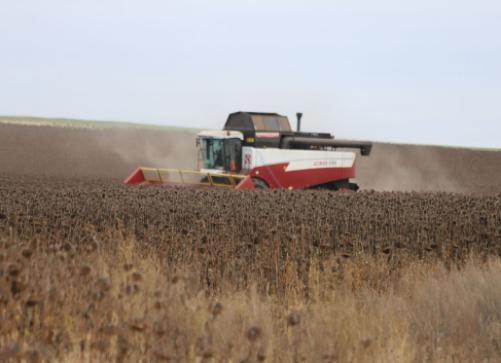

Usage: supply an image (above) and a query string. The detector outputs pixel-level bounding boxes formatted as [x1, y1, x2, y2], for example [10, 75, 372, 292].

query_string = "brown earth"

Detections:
[1, 123, 500, 194]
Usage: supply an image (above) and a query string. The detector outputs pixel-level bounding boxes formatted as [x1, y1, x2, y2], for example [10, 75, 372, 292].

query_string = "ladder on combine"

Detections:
[124, 167, 246, 189]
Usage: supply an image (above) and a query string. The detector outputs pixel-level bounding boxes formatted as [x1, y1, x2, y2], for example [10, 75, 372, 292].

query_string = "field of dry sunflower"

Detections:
[1, 174, 501, 362]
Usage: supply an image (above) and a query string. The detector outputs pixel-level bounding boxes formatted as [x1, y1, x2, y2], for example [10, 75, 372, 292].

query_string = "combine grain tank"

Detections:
[124, 112, 372, 190]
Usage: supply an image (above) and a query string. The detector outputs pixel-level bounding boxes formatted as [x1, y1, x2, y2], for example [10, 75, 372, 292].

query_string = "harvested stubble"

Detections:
[0, 175, 501, 362]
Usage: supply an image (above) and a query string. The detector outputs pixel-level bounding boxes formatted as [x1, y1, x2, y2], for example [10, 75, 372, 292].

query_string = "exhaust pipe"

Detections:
[296, 112, 303, 132]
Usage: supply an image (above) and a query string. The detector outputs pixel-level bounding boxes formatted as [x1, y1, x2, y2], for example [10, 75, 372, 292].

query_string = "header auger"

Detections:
[124, 112, 372, 191]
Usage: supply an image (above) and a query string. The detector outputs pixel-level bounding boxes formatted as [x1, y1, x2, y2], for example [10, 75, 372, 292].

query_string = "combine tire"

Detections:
[312, 180, 359, 192]
[338, 183, 359, 193]
[252, 178, 268, 189]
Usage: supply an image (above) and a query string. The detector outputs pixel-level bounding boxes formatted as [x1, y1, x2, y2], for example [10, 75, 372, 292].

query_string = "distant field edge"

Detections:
[0, 116, 200, 132]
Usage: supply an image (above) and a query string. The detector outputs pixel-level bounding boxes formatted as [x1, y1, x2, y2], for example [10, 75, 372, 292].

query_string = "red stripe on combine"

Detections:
[250, 163, 355, 189]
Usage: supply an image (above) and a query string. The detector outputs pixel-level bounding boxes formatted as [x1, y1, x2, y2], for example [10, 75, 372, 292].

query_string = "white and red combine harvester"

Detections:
[124, 112, 372, 191]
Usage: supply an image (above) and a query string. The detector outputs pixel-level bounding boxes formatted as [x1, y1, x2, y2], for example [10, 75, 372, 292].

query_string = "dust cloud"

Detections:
[92, 128, 198, 171]
[356, 143, 463, 193]
[356, 143, 501, 194]
[0, 124, 197, 179]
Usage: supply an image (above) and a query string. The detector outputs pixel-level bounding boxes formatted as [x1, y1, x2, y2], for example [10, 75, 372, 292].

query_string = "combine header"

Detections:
[124, 112, 372, 190]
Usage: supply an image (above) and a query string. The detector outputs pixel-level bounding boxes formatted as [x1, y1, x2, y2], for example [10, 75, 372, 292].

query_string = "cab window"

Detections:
[201, 139, 224, 170]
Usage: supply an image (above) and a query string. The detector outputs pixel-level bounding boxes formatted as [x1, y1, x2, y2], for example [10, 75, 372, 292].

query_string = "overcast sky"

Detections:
[1, 0, 500, 147]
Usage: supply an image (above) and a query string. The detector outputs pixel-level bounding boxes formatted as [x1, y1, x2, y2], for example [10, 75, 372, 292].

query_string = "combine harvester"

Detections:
[124, 112, 372, 191]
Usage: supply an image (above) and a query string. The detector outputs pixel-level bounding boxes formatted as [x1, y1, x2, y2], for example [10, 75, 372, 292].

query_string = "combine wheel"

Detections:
[338, 182, 359, 193]
[312, 180, 359, 192]
[251, 178, 269, 189]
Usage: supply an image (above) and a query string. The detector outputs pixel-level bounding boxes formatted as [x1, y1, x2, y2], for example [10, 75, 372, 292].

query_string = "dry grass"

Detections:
[1, 234, 501, 362]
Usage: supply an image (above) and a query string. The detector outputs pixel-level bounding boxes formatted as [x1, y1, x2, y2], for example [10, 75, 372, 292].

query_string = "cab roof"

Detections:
[224, 111, 292, 132]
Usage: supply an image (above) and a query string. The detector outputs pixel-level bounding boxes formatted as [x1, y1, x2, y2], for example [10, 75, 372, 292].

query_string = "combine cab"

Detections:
[124, 112, 372, 190]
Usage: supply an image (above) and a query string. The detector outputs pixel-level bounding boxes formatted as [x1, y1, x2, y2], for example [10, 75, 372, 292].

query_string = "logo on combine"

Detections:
[256, 132, 280, 139]
[313, 160, 339, 167]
